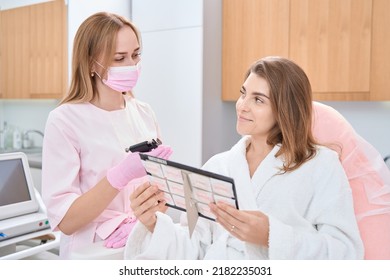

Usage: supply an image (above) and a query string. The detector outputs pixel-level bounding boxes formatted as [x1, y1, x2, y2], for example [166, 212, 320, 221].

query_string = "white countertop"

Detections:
[0, 147, 42, 169]
[27, 153, 42, 169]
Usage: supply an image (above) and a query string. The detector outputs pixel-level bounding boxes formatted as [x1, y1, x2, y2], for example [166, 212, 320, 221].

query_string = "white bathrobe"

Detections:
[124, 136, 364, 259]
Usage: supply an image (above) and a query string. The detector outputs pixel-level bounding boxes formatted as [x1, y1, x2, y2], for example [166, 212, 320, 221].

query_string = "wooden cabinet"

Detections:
[0, 0, 67, 99]
[222, 0, 390, 101]
[222, 0, 289, 101]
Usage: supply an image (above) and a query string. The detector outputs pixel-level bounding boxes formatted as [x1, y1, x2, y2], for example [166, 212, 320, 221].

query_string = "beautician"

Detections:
[41, 12, 172, 259]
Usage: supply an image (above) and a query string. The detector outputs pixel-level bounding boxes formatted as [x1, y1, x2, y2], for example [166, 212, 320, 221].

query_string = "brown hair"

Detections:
[60, 12, 141, 105]
[247, 56, 318, 172]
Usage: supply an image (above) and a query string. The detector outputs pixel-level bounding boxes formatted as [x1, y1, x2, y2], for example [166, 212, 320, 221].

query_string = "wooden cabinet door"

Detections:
[370, 0, 390, 101]
[0, 6, 31, 98]
[0, 0, 67, 99]
[222, 0, 290, 101]
[289, 0, 372, 101]
[29, 0, 67, 98]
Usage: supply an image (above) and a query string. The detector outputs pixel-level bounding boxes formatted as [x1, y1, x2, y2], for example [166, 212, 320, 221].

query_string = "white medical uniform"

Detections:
[124, 136, 364, 260]
[42, 96, 161, 259]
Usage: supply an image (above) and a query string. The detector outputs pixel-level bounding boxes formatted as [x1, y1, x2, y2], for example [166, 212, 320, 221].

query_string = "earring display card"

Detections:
[140, 154, 239, 222]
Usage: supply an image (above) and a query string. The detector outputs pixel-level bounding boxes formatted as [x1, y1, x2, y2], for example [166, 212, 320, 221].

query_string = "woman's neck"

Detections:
[91, 88, 126, 111]
[246, 136, 274, 177]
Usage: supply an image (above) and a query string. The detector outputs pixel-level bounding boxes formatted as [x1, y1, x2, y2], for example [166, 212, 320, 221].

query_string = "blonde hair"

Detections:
[247, 56, 318, 172]
[60, 12, 141, 105]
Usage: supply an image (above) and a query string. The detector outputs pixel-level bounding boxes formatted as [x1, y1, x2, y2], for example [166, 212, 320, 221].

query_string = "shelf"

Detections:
[0, 230, 60, 260]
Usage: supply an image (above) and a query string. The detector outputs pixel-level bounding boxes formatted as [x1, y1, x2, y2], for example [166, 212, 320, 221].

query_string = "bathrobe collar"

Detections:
[226, 136, 284, 211]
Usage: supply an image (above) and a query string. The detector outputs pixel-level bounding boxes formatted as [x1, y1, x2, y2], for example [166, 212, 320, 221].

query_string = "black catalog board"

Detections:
[140, 153, 239, 233]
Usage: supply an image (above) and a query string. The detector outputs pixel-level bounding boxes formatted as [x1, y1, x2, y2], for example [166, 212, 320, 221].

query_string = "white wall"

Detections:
[202, 0, 240, 164]
[131, 0, 203, 167]
[67, 0, 131, 82]
[0, 100, 57, 147]
[323, 101, 390, 158]
[0, 101, 4, 129]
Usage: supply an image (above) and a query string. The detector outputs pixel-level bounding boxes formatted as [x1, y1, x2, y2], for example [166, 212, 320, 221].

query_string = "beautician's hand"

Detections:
[210, 202, 270, 247]
[107, 145, 173, 190]
[104, 217, 137, 248]
[130, 182, 168, 232]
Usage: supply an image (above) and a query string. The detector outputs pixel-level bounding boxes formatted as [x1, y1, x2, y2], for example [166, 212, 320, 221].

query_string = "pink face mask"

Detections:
[95, 62, 141, 92]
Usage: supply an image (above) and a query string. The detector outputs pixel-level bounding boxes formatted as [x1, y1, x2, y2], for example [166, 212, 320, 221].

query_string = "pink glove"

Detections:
[107, 145, 173, 190]
[104, 218, 137, 249]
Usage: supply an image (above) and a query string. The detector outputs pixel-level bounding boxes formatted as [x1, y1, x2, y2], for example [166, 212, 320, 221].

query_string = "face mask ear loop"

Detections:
[94, 71, 102, 80]
[93, 60, 105, 80]
[94, 60, 105, 68]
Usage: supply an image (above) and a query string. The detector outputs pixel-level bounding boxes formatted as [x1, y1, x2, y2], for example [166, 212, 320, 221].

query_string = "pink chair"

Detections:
[312, 102, 390, 259]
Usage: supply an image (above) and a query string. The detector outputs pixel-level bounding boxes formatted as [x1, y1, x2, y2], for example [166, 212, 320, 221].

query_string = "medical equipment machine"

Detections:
[0, 152, 50, 242]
